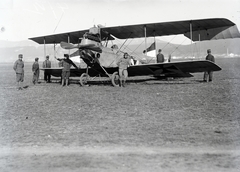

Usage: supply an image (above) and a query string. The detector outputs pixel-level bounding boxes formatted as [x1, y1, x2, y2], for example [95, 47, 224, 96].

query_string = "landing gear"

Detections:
[111, 71, 120, 87]
[79, 73, 89, 86]
[79, 64, 119, 87]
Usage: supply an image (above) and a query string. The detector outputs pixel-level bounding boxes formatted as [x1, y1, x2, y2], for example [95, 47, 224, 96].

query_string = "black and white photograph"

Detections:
[0, 0, 240, 171]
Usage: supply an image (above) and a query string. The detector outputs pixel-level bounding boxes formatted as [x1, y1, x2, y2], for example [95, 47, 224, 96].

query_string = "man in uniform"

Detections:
[117, 52, 131, 87]
[58, 54, 78, 87]
[13, 54, 24, 90]
[203, 49, 215, 82]
[43, 55, 51, 83]
[156, 49, 164, 63]
[32, 57, 40, 84]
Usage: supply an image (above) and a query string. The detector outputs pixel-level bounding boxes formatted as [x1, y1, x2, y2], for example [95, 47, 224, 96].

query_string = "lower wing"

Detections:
[40, 67, 111, 77]
[127, 60, 221, 78]
[40, 60, 221, 78]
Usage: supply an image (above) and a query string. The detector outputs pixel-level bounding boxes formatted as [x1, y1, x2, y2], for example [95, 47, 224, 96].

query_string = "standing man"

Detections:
[203, 49, 215, 82]
[117, 52, 131, 87]
[32, 57, 40, 84]
[13, 54, 24, 90]
[43, 55, 51, 83]
[156, 49, 164, 63]
[168, 54, 171, 62]
[58, 54, 78, 87]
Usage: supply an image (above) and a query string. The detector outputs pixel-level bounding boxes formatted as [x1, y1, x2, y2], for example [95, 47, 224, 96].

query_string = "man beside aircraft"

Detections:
[203, 49, 215, 82]
[32, 57, 40, 85]
[117, 52, 131, 87]
[156, 49, 164, 63]
[43, 55, 51, 83]
[57, 54, 79, 87]
[13, 54, 24, 90]
[168, 54, 172, 62]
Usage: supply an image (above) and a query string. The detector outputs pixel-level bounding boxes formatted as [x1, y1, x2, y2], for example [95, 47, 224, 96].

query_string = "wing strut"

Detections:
[68, 34, 70, 55]
[144, 25, 147, 54]
[198, 30, 201, 57]
[44, 37, 46, 60]
[54, 43, 56, 59]
[190, 21, 193, 58]
[99, 65, 111, 78]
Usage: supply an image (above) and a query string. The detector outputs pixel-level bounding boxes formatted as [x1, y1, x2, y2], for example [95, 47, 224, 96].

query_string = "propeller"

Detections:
[60, 42, 76, 49]
[60, 41, 96, 50]
[60, 41, 102, 53]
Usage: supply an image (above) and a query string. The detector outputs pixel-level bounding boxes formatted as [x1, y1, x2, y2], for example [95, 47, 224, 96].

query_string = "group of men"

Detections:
[13, 49, 215, 90]
[13, 54, 78, 90]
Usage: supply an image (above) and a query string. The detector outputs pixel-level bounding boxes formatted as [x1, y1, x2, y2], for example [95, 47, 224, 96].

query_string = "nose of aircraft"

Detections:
[79, 50, 96, 66]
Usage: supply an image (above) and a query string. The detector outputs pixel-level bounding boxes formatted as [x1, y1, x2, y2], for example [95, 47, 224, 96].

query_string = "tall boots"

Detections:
[119, 79, 122, 87]
[119, 79, 125, 87]
[62, 79, 69, 87]
[122, 80, 125, 87]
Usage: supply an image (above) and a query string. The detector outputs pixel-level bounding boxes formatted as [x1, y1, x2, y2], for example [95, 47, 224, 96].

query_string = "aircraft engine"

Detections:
[79, 49, 98, 67]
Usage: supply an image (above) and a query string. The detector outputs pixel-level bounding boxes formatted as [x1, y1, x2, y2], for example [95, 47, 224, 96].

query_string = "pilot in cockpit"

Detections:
[111, 44, 119, 54]
[111, 44, 118, 50]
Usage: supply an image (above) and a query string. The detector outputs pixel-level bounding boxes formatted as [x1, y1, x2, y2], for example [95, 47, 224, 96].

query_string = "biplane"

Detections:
[29, 18, 240, 86]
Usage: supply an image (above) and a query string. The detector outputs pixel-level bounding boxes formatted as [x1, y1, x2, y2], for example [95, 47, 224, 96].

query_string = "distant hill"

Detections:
[0, 40, 39, 48]
[0, 40, 63, 63]
[128, 38, 240, 58]
[1, 38, 240, 63]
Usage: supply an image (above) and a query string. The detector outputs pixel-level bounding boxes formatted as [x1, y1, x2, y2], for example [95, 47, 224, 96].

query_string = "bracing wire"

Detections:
[170, 38, 188, 55]
[161, 35, 178, 50]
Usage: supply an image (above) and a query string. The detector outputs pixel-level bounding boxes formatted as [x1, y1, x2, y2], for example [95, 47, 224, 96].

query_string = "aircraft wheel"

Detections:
[79, 73, 89, 86]
[111, 72, 120, 87]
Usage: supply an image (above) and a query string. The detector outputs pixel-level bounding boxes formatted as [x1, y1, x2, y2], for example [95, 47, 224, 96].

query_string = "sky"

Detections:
[0, 0, 240, 44]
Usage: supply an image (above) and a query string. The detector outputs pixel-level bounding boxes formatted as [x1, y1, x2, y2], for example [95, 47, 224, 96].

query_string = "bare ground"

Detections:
[0, 58, 240, 172]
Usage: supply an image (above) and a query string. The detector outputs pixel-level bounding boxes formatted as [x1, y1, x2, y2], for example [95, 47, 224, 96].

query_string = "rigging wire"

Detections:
[161, 35, 178, 50]
[53, 12, 64, 33]
[117, 32, 132, 53]
[170, 37, 188, 55]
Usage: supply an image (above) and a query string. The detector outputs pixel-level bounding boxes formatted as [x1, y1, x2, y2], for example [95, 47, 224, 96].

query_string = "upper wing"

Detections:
[127, 60, 221, 77]
[30, 30, 88, 44]
[102, 18, 240, 41]
[29, 18, 240, 44]
[29, 29, 113, 44]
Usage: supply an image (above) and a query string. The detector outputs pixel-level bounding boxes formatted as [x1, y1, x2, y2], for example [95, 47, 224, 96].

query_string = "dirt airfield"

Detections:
[0, 57, 240, 172]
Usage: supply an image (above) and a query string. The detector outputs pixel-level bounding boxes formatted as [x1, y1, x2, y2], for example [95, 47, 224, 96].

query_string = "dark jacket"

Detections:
[157, 53, 164, 63]
[206, 54, 215, 63]
[32, 62, 39, 74]
[59, 58, 78, 71]
[43, 60, 51, 68]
